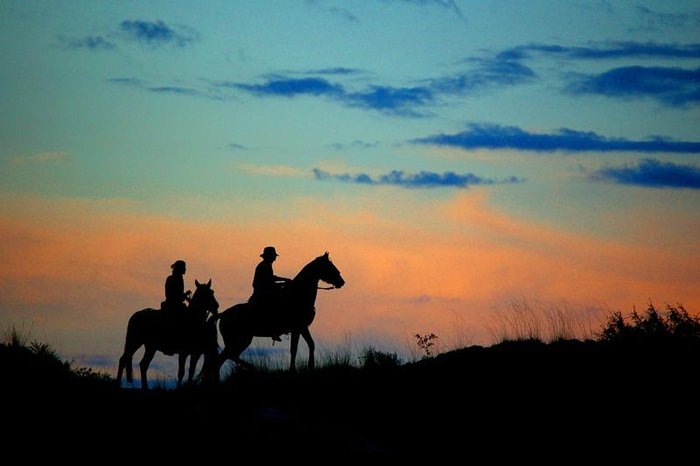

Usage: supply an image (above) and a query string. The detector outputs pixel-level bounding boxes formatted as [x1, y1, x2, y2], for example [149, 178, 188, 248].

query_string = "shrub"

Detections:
[599, 303, 700, 344]
[360, 347, 401, 370]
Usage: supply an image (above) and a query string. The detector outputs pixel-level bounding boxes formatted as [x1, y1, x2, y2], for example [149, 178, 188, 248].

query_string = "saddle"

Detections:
[158, 302, 189, 355]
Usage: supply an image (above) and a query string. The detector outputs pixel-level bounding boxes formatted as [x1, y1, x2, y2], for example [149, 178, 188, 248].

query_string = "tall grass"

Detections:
[486, 298, 602, 344]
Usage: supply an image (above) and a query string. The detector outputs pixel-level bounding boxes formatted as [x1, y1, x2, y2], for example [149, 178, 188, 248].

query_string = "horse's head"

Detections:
[191, 279, 220, 315]
[315, 252, 345, 289]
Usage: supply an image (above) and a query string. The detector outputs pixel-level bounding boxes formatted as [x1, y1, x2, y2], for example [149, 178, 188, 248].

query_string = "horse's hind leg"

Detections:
[139, 345, 157, 390]
[176, 353, 187, 388]
[290, 332, 300, 372]
[188, 352, 201, 384]
[221, 335, 254, 371]
[117, 341, 140, 384]
[300, 327, 316, 370]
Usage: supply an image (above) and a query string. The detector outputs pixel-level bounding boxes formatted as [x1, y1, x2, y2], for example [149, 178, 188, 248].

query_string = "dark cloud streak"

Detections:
[591, 158, 700, 189]
[228, 76, 433, 116]
[58, 35, 116, 50]
[502, 42, 700, 60]
[567, 66, 700, 106]
[414, 124, 700, 153]
[312, 168, 524, 189]
[119, 19, 198, 47]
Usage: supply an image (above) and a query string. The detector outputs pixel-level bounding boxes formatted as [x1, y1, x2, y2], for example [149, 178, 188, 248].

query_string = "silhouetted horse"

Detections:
[117, 279, 220, 389]
[214, 252, 345, 375]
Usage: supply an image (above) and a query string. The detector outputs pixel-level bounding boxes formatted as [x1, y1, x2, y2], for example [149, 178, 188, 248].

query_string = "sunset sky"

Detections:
[2, 1, 699, 372]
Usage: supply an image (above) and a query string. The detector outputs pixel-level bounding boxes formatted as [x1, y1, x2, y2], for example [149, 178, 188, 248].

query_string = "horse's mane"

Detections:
[293, 253, 328, 282]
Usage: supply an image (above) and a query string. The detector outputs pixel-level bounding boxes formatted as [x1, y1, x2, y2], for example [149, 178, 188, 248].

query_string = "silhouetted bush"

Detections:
[359, 347, 401, 370]
[1, 325, 112, 388]
[599, 303, 700, 345]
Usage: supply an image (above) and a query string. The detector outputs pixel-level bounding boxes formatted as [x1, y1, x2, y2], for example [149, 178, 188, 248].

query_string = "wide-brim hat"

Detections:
[261, 246, 279, 258]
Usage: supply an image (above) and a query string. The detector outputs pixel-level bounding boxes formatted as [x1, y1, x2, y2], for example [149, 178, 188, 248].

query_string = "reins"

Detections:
[317, 285, 336, 290]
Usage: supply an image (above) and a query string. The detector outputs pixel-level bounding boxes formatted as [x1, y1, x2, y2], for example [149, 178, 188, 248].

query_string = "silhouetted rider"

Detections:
[164, 259, 191, 314]
[249, 246, 291, 342]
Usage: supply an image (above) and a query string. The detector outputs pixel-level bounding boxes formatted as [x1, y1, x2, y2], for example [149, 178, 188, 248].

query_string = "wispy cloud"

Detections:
[567, 66, 700, 107]
[431, 57, 536, 94]
[413, 123, 700, 153]
[148, 85, 209, 97]
[228, 76, 433, 116]
[57, 35, 116, 51]
[119, 19, 198, 47]
[107, 77, 218, 100]
[232, 77, 344, 97]
[380, 0, 463, 18]
[327, 7, 358, 22]
[501, 42, 700, 60]
[11, 151, 69, 165]
[328, 140, 379, 150]
[107, 77, 145, 86]
[491, 41, 700, 107]
[634, 6, 700, 32]
[60, 19, 199, 53]
[312, 168, 523, 189]
[227, 143, 247, 151]
[345, 85, 434, 116]
[299, 67, 363, 76]
[591, 158, 700, 189]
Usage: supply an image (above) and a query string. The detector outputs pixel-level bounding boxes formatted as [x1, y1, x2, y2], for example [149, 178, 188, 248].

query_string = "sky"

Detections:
[1, 1, 700, 373]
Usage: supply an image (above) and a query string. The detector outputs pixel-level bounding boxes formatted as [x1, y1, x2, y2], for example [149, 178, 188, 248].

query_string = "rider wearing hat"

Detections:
[249, 246, 291, 342]
[161, 259, 192, 355]
[164, 259, 191, 314]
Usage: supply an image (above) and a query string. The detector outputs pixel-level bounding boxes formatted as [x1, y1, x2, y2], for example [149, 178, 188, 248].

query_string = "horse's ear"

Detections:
[195, 279, 201, 287]
[323, 251, 329, 258]
[207, 278, 211, 287]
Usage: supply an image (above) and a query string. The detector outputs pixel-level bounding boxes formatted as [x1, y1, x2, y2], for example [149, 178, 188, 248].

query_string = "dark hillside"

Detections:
[3, 335, 698, 463]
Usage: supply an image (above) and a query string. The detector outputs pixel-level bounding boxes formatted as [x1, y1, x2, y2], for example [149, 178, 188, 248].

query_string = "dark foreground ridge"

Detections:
[3, 334, 699, 463]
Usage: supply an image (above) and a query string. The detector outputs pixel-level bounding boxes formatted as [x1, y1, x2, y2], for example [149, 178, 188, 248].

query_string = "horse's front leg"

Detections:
[139, 345, 157, 390]
[300, 327, 315, 370]
[177, 353, 187, 388]
[290, 332, 300, 372]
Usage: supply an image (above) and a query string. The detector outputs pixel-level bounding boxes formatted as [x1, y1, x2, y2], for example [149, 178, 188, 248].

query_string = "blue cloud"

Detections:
[230, 76, 432, 116]
[414, 123, 700, 153]
[312, 168, 523, 189]
[233, 77, 344, 97]
[148, 86, 209, 98]
[120, 19, 197, 47]
[432, 57, 536, 93]
[58, 35, 116, 50]
[591, 158, 700, 189]
[502, 42, 700, 60]
[328, 140, 379, 150]
[567, 66, 700, 106]
[346, 85, 434, 116]
[634, 6, 700, 32]
[301, 67, 362, 76]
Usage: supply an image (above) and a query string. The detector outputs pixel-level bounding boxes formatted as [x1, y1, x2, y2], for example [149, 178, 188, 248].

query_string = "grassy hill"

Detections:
[3, 304, 699, 463]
